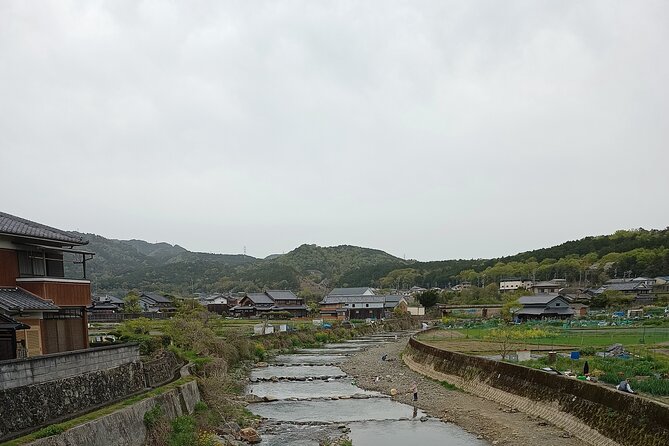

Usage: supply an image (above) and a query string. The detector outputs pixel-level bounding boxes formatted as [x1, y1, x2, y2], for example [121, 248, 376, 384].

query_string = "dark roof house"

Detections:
[516, 294, 574, 321]
[231, 291, 307, 318]
[0, 212, 94, 358]
[0, 211, 86, 246]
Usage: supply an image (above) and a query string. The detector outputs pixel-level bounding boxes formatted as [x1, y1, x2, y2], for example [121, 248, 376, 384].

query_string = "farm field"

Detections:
[417, 325, 669, 399]
[419, 326, 669, 350]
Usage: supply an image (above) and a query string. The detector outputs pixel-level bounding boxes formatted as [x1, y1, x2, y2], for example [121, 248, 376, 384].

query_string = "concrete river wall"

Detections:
[405, 336, 669, 446]
[0, 346, 183, 441]
[26, 380, 201, 446]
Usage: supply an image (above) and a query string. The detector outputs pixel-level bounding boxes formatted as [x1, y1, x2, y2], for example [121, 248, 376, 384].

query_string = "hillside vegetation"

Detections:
[72, 228, 669, 296]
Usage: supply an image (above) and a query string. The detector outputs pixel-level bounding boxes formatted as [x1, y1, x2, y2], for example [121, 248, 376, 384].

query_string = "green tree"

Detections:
[501, 299, 521, 321]
[417, 289, 439, 308]
[123, 291, 142, 314]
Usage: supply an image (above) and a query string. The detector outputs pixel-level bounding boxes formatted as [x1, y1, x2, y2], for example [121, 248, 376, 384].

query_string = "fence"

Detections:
[87, 312, 172, 322]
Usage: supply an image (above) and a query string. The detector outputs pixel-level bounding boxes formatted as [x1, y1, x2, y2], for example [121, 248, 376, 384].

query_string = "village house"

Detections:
[319, 287, 407, 320]
[531, 280, 564, 294]
[0, 211, 94, 359]
[516, 294, 575, 321]
[139, 292, 177, 313]
[198, 293, 231, 315]
[597, 281, 652, 295]
[230, 290, 307, 318]
[499, 277, 533, 292]
[87, 294, 124, 316]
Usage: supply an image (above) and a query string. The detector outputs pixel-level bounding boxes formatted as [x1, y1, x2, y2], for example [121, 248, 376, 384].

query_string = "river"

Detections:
[247, 332, 485, 445]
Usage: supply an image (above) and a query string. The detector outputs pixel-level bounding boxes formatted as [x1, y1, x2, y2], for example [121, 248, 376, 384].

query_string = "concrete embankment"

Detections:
[25, 380, 201, 446]
[0, 347, 183, 441]
[405, 336, 669, 446]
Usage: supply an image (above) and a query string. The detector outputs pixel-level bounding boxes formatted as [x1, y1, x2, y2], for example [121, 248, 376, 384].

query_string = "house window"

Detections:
[366, 304, 369, 307]
[351, 304, 355, 308]
[556, 303, 560, 306]
[18, 250, 65, 278]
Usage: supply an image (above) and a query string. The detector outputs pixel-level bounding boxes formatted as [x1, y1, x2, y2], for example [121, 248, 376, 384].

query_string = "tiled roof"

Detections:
[519, 294, 563, 305]
[603, 282, 647, 292]
[0, 287, 60, 312]
[0, 212, 86, 245]
[140, 292, 172, 304]
[0, 313, 31, 329]
[328, 287, 375, 296]
[532, 281, 561, 288]
[321, 295, 387, 304]
[517, 307, 574, 316]
[266, 290, 301, 301]
[246, 293, 274, 305]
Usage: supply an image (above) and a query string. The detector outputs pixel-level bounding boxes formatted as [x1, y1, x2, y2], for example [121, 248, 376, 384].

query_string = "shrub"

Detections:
[34, 425, 65, 438]
[579, 346, 596, 356]
[253, 343, 266, 360]
[143, 405, 164, 429]
[169, 415, 197, 446]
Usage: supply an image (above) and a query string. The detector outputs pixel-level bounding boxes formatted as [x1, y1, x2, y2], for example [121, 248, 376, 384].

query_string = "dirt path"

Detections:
[341, 337, 584, 446]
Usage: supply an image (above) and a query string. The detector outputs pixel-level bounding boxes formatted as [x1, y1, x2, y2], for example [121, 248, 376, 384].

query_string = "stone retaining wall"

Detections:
[406, 336, 669, 446]
[26, 380, 201, 446]
[0, 344, 140, 390]
[0, 350, 183, 441]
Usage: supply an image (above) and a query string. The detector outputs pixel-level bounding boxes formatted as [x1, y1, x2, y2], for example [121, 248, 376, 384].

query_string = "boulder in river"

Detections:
[239, 427, 261, 444]
[244, 394, 264, 403]
[255, 362, 269, 368]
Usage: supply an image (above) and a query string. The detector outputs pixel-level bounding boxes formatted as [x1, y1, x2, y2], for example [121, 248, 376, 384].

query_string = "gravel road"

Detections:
[341, 336, 586, 446]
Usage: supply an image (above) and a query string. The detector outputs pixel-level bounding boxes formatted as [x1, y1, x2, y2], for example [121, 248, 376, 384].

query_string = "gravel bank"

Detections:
[341, 336, 585, 446]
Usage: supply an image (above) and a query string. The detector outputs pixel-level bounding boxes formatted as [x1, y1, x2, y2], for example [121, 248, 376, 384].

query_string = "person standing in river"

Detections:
[411, 381, 418, 402]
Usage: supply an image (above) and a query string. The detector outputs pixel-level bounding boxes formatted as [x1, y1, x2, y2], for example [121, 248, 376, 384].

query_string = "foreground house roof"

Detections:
[0, 211, 86, 246]
[0, 287, 60, 312]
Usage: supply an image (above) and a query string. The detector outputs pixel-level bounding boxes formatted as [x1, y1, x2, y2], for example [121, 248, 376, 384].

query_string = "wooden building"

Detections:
[230, 290, 307, 318]
[319, 288, 407, 320]
[0, 211, 94, 358]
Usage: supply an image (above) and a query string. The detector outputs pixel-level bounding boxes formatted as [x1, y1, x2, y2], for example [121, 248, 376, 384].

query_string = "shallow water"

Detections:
[249, 378, 379, 399]
[349, 420, 487, 446]
[252, 398, 425, 422]
[272, 353, 347, 364]
[251, 365, 345, 380]
[249, 333, 484, 445]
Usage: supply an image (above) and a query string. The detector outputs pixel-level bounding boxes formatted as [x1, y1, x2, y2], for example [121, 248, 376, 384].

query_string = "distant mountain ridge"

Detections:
[69, 227, 669, 296]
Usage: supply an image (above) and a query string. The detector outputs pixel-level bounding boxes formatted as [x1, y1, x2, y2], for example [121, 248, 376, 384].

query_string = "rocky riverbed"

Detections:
[341, 335, 586, 446]
[245, 332, 488, 445]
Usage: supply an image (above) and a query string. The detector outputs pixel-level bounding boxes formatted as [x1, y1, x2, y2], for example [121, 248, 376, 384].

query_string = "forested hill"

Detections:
[502, 229, 669, 263]
[342, 228, 669, 290]
[70, 228, 669, 295]
[70, 233, 406, 295]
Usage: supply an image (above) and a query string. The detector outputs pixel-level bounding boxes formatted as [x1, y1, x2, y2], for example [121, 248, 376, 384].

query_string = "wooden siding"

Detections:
[42, 318, 87, 354]
[18, 280, 91, 306]
[15, 318, 43, 357]
[0, 249, 19, 286]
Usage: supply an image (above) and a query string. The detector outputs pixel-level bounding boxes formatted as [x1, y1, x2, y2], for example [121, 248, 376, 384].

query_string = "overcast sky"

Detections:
[1, 1, 668, 261]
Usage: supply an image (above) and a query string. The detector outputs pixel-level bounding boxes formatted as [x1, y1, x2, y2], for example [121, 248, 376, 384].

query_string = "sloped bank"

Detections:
[0, 348, 183, 441]
[24, 380, 201, 446]
[405, 336, 669, 446]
